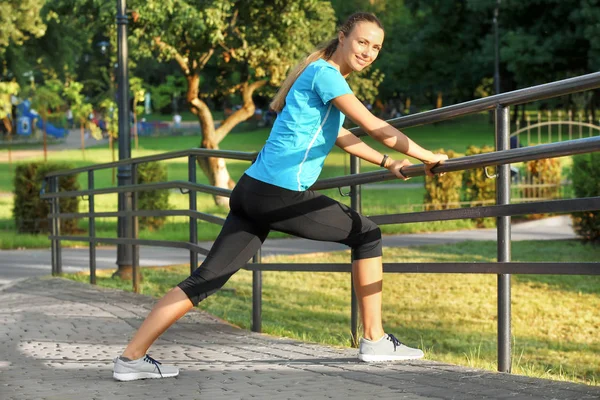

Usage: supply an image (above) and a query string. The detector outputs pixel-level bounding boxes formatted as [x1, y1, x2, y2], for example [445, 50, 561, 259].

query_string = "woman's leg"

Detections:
[257, 188, 384, 340]
[352, 256, 385, 341]
[120, 212, 268, 360]
[121, 287, 193, 360]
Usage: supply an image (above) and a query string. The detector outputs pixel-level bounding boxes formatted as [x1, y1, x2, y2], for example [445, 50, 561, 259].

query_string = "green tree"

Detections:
[63, 80, 101, 159]
[147, 74, 187, 114]
[30, 80, 64, 161]
[130, 76, 146, 150]
[99, 98, 118, 182]
[0, 0, 47, 54]
[0, 81, 20, 171]
[0, 81, 19, 134]
[127, 0, 336, 205]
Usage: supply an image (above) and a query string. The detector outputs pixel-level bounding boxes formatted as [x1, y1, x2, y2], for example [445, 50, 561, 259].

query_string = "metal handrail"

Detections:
[349, 71, 600, 135]
[40, 137, 600, 197]
[44, 148, 257, 178]
[41, 180, 232, 199]
[312, 136, 600, 189]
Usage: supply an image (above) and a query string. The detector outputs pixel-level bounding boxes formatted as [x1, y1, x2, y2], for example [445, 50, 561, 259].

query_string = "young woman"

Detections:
[113, 12, 447, 381]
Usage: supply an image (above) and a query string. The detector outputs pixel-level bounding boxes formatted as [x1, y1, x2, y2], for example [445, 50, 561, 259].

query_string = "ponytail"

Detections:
[269, 38, 339, 113]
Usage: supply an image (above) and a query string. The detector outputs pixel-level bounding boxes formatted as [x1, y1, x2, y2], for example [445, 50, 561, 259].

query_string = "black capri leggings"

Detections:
[178, 174, 382, 306]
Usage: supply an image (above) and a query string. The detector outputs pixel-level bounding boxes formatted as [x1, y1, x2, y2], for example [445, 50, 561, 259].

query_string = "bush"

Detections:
[462, 145, 496, 227]
[12, 162, 80, 234]
[137, 161, 169, 231]
[424, 149, 462, 211]
[522, 158, 562, 200]
[570, 153, 600, 243]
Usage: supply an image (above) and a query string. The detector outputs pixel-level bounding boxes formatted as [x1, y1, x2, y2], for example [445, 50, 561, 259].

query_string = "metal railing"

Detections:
[42, 71, 600, 374]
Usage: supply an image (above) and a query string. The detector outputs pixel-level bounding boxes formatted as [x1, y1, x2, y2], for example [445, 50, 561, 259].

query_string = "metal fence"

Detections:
[42, 71, 600, 374]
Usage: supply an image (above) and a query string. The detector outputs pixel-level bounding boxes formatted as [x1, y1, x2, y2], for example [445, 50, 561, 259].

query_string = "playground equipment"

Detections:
[16, 99, 67, 138]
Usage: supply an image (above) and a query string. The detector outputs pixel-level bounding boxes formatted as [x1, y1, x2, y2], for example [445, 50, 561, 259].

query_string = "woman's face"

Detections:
[338, 21, 384, 75]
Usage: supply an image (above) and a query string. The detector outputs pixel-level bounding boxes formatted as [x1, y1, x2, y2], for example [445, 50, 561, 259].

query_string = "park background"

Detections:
[1, 0, 599, 386]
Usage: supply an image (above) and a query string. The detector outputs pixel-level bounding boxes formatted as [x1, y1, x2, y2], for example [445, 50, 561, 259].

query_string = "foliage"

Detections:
[29, 79, 65, 121]
[347, 69, 385, 105]
[130, 76, 146, 118]
[99, 98, 118, 138]
[0, 81, 20, 123]
[147, 75, 187, 114]
[331, 0, 600, 109]
[126, 0, 336, 115]
[12, 162, 79, 234]
[523, 158, 562, 201]
[571, 152, 600, 243]
[4, 0, 599, 118]
[498, 1, 598, 87]
[423, 149, 462, 211]
[136, 161, 169, 231]
[382, 0, 491, 106]
[0, 0, 47, 54]
[462, 145, 496, 227]
[63, 80, 102, 139]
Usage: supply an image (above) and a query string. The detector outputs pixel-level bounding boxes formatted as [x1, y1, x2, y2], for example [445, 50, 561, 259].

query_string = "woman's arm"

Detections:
[332, 93, 447, 176]
[335, 128, 413, 179]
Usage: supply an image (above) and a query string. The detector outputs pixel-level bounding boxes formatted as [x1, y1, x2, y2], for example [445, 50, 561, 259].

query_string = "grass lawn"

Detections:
[0, 187, 476, 249]
[63, 239, 600, 386]
[0, 112, 575, 249]
[142, 110, 225, 123]
[0, 113, 496, 191]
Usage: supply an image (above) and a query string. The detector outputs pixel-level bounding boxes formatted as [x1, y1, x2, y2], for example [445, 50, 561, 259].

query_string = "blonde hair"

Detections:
[269, 12, 383, 113]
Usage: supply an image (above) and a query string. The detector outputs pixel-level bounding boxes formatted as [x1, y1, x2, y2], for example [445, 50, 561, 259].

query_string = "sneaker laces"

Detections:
[143, 355, 163, 377]
[386, 334, 403, 351]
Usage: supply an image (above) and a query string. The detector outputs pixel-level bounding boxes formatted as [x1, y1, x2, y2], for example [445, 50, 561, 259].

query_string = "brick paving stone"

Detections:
[1, 277, 599, 400]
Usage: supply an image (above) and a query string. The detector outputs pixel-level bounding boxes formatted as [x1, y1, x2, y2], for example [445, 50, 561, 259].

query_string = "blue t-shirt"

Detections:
[245, 59, 352, 191]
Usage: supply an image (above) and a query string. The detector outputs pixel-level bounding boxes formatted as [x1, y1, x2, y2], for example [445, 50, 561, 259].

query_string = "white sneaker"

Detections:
[113, 355, 179, 381]
[358, 333, 424, 363]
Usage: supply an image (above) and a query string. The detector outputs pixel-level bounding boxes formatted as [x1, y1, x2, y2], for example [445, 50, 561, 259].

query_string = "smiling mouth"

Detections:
[355, 57, 368, 66]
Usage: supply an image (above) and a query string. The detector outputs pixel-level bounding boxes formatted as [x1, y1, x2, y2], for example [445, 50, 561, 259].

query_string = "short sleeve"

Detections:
[312, 66, 353, 104]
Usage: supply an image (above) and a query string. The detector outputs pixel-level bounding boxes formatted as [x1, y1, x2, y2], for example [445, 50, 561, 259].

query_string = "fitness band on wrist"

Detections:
[380, 154, 389, 168]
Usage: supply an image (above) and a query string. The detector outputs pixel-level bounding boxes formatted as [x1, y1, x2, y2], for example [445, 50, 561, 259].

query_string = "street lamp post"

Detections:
[115, 0, 134, 277]
[494, 0, 501, 95]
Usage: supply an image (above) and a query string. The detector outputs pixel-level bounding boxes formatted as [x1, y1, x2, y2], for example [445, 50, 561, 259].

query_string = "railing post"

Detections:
[115, 0, 133, 280]
[49, 178, 57, 276]
[50, 177, 62, 275]
[496, 105, 512, 373]
[131, 163, 139, 294]
[252, 249, 262, 333]
[88, 171, 96, 284]
[350, 154, 361, 347]
[188, 156, 198, 273]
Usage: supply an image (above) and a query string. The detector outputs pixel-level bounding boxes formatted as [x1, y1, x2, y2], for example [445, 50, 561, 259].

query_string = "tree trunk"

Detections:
[186, 73, 266, 207]
[43, 119, 47, 162]
[511, 104, 520, 125]
[197, 140, 235, 207]
[110, 135, 115, 185]
[80, 123, 85, 160]
[588, 91, 596, 122]
[133, 113, 138, 150]
[2, 117, 13, 172]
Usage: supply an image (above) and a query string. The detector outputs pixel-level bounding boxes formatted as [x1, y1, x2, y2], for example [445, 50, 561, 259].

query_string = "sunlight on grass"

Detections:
[1, 113, 580, 249]
[0, 185, 478, 249]
[64, 239, 599, 385]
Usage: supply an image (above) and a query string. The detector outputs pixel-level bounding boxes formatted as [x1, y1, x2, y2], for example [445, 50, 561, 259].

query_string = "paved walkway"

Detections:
[0, 129, 107, 162]
[0, 216, 578, 285]
[1, 277, 598, 400]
